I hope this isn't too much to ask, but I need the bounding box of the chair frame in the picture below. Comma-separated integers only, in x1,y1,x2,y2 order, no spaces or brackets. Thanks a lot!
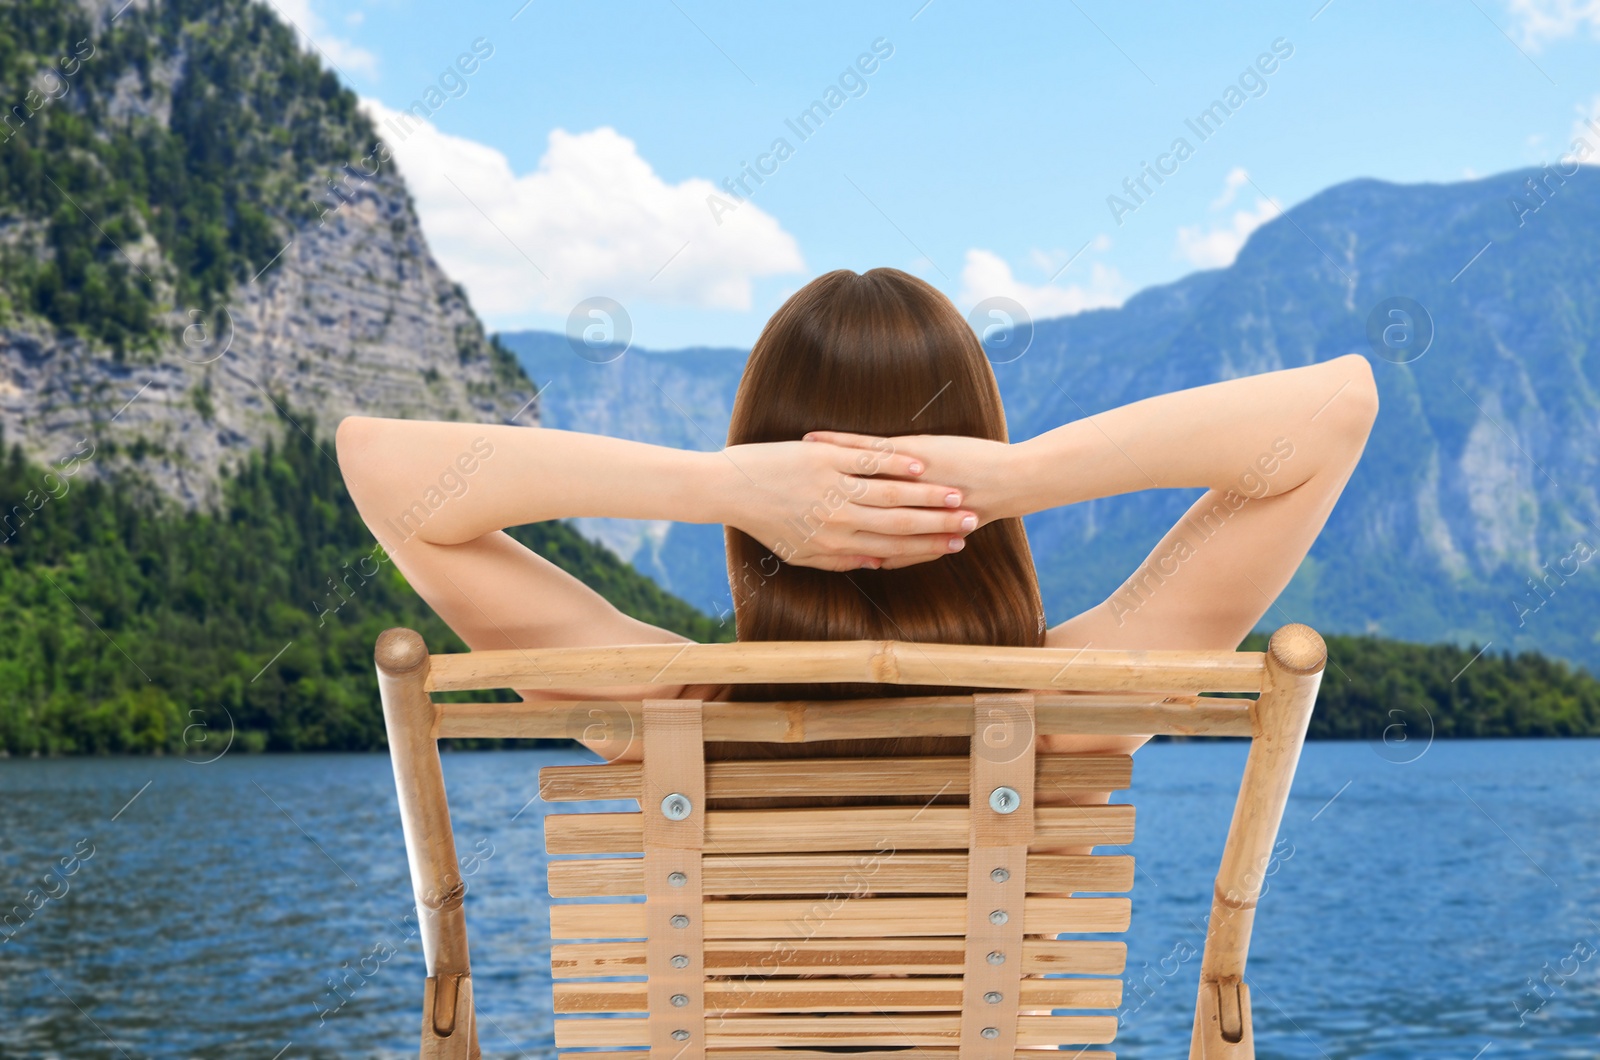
374,622,1326,1059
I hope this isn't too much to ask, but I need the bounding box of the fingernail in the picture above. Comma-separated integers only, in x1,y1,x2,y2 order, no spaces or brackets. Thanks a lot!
802,433,816,441
945,492,961,507
960,514,977,531
908,461,923,474
948,537,964,552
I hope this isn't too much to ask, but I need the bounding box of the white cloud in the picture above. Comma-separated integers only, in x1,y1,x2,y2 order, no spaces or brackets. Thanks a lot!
1210,166,1251,210
1175,171,1281,269
1024,235,1111,275
360,99,806,320
257,0,379,77
957,248,1128,321
1024,248,1057,273
1506,0,1600,47
1570,94,1600,158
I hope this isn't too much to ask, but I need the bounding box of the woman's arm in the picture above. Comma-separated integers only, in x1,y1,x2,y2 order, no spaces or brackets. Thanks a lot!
335,417,980,570
1029,352,1378,653
1029,355,1377,764
337,418,734,544
999,352,1379,517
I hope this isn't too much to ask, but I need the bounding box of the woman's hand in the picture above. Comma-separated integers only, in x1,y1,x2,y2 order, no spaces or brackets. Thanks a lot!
800,430,1024,531
721,437,981,572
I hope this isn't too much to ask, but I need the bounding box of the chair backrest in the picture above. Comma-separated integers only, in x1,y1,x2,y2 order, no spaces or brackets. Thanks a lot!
374,622,1327,1060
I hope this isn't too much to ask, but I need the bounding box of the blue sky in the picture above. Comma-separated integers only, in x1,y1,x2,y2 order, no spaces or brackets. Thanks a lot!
267,0,1600,349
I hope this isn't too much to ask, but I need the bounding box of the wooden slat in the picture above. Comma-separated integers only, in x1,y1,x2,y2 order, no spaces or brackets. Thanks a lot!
553,1013,1118,1048
424,638,1265,695
539,755,1134,802
555,1055,1114,1060
548,852,1135,897
554,976,1122,1014
560,1051,1113,1060
554,1055,1111,1060
545,805,1135,855
549,896,1131,939
439,695,1254,740
551,938,1128,978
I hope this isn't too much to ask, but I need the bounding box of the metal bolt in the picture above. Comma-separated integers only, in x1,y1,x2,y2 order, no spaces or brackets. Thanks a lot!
670,954,690,969
986,950,1005,965
668,871,688,887
672,1030,690,1042
981,1027,1000,1040
989,786,1020,814
671,993,690,1008
661,793,693,820
990,867,1010,883
989,909,1008,925
671,914,690,928
984,991,1003,1004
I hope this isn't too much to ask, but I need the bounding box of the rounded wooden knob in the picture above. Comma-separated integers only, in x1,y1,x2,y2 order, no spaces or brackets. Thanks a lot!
1267,623,1326,676
375,627,428,675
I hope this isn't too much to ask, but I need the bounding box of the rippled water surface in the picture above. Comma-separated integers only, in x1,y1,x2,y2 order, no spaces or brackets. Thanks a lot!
2,739,1597,1058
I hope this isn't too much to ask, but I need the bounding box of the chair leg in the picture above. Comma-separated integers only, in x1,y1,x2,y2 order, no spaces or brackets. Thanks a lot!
420,973,477,1059
458,975,480,1060
1190,977,1255,1059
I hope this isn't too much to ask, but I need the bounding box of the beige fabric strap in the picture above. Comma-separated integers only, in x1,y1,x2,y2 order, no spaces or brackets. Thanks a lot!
642,698,706,1060
959,692,1037,1058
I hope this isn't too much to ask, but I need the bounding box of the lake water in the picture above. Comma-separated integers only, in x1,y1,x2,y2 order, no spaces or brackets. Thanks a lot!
2,739,1598,1058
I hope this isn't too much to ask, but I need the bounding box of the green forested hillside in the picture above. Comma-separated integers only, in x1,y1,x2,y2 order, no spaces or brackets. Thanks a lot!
1235,630,1600,741
0,413,729,756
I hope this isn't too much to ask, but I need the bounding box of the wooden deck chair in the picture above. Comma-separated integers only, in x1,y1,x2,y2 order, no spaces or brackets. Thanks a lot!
374,621,1327,1059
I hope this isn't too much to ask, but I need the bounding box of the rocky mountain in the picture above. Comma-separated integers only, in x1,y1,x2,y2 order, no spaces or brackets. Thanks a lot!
0,0,730,759
503,163,1600,673
0,0,538,512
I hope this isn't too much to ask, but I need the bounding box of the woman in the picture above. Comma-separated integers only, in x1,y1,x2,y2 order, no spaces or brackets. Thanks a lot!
335,267,1377,772
337,266,1375,1037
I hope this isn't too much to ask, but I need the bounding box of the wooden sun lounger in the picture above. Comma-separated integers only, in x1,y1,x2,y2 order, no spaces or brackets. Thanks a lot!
375,622,1327,1059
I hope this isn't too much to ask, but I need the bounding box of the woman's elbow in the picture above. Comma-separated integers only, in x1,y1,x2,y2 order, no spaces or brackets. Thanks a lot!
336,415,387,478
335,415,369,459
1346,352,1379,411
1326,353,1379,434
335,415,386,504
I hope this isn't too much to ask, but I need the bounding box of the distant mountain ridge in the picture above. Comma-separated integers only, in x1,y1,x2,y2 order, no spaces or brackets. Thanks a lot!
502,162,1600,674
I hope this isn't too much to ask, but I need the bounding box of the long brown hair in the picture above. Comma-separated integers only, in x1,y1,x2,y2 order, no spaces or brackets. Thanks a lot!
699,268,1045,777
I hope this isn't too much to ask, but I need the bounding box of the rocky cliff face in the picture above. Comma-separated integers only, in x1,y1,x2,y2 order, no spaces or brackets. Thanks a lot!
0,170,539,510
0,0,537,511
